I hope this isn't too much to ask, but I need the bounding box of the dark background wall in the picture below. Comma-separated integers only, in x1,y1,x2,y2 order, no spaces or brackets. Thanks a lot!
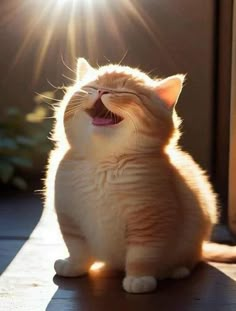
1,0,225,195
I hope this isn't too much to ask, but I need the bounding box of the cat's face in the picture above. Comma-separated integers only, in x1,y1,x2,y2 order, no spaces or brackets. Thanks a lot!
63,59,184,159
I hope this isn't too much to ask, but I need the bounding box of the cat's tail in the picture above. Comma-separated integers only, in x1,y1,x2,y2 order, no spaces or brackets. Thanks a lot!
202,242,236,263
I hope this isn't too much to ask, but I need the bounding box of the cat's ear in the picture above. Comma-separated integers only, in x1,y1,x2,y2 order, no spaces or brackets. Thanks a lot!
76,58,95,81
154,74,185,109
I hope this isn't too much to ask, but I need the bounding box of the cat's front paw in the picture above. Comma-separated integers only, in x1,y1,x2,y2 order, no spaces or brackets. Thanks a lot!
123,276,157,294
54,258,88,277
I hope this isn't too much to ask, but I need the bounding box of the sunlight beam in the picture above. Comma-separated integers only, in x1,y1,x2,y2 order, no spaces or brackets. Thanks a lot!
0,204,68,310
5,0,161,78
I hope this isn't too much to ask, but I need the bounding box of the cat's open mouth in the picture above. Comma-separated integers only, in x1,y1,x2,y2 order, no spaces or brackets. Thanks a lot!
86,98,123,126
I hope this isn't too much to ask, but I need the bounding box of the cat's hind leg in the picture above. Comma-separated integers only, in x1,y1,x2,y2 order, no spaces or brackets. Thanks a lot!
123,275,157,294
123,246,158,294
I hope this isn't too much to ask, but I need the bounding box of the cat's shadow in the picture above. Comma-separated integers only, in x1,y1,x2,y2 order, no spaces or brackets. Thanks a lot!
46,263,236,311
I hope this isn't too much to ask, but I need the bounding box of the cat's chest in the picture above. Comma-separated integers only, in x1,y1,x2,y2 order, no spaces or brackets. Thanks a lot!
74,159,135,205
71,161,127,263
75,162,127,230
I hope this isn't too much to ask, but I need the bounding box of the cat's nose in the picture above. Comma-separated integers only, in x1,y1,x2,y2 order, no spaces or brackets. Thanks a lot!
98,89,109,97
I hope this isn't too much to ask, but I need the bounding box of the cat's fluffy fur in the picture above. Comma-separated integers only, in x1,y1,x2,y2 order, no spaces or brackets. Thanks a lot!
45,58,219,293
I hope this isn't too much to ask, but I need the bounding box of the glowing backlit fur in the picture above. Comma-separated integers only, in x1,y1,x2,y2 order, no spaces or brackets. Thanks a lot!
45,58,219,293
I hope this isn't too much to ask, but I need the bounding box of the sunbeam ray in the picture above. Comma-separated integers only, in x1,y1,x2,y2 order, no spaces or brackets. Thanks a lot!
9,1,54,71
3,0,160,79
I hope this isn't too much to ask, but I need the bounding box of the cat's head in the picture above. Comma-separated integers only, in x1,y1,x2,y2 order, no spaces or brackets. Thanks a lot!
61,58,184,159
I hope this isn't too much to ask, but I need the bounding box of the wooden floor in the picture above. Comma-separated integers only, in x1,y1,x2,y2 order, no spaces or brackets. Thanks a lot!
0,194,236,311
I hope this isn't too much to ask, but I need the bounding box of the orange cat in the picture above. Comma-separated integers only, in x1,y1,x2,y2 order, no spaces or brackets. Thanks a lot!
45,58,234,294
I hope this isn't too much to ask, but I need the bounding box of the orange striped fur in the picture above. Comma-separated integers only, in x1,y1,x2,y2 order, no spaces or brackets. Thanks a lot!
45,59,220,293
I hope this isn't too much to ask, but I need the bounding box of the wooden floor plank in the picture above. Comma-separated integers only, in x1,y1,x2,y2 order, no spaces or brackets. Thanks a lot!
0,195,42,238
0,195,236,311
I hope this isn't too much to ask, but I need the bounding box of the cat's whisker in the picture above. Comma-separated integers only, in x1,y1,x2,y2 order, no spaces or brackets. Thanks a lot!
67,101,83,108
66,105,81,124
70,94,88,100
47,79,66,91
67,102,84,109
72,92,88,98
64,110,78,119
64,105,81,118
35,94,62,103
43,116,56,120
118,49,129,65
62,74,77,83
65,104,78,111
61,54,77,74
80,89,89,94
66,96,87,110
65,97,87,116
50,102,61,108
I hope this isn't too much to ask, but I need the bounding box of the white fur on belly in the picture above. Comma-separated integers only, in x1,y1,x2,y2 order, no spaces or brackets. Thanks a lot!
77,195,126,267
55,160,127,268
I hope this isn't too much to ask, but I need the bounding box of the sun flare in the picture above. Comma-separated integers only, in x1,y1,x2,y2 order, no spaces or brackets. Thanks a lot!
3,0,157,80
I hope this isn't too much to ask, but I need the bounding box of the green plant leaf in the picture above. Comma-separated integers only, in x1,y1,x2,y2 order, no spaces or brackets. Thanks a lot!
0,138,18,150
0,162,14,183
39,144,51,154
34,91,55,104
9,156,33,168
16,136,36,147
12,176,28,190
7,107,21,117
26,106,47,123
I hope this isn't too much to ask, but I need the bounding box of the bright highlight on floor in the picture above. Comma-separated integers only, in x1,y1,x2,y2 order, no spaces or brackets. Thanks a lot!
90,262,106,272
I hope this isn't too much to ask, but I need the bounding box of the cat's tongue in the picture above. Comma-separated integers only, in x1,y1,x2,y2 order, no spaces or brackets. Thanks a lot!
92,117,114,126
